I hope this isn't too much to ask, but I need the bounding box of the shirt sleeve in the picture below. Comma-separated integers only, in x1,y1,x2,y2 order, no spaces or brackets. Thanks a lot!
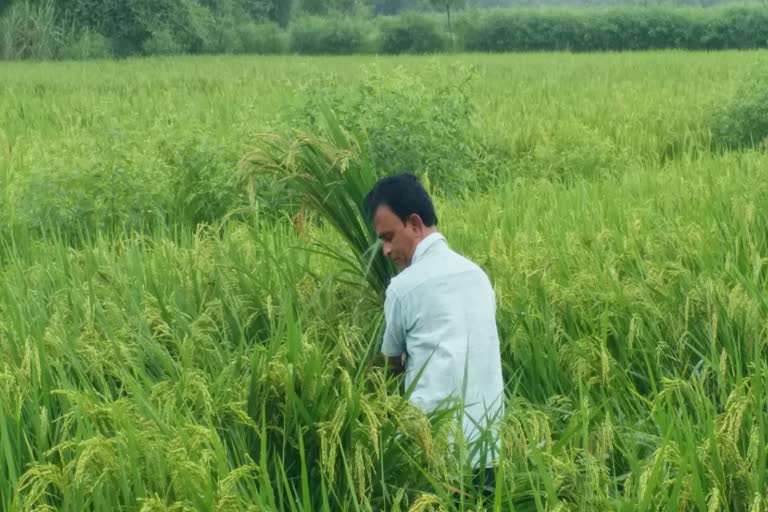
381,287,406,357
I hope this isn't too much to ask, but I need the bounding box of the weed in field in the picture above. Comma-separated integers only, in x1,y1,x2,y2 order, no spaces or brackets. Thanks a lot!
710,70,768,150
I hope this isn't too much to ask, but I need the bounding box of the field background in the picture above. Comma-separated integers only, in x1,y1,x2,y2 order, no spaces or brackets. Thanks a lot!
2,50,768,511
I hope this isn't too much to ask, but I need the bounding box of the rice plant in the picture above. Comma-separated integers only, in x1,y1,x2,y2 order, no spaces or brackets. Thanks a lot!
2,51,768,511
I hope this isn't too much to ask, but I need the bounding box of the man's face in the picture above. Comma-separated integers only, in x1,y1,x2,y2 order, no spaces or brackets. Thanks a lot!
373,206,422,270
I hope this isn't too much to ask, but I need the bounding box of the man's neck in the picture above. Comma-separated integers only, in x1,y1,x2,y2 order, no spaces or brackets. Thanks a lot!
409,229,441,267
418,227,437,243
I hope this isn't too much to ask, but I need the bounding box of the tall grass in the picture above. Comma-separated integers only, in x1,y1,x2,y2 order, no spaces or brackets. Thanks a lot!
2,52,768,510
0,0,64,60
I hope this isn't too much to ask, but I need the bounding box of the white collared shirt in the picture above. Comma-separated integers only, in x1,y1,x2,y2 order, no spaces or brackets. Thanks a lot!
382,232,505,467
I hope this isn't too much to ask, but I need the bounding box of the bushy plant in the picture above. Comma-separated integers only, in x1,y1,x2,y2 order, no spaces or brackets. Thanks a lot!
710,72,768,151
380,14,447,54
289,16,366,54
236,21,287,53
699,6,768,50
158,137,248,227
59,28,112,60
460,6,768,53
53,0,216,56
295,63,506,194
143,27,184,55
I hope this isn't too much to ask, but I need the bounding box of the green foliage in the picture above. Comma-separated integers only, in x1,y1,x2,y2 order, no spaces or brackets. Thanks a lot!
15,163,163,238
161,137,247,226
234,21,287,53
172,0,217,53
380,13,447,54
53,0,152,56
710,72,768,150
3,2,768,59
4,51,768,512
143,27,185,55
270,0,294,27
297,64,505,193
195,0,291,25
0,0,64,60
59,28,111,60
299,0,371,15
289,16,367,54
51,0,218,56
241,111,396,298
699,6,768,50
430,0,465,45
5,128,247,237
461,6,768,52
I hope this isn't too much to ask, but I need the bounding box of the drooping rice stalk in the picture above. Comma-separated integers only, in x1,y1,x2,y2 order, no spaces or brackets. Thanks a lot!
239,109,396,300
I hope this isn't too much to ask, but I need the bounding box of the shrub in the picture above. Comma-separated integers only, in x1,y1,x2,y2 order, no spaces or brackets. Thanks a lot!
54,0,158,56
159,138,247,227
289,16,366,54
710,73,768,151
462,12,509,52
295,63,507,194
172,0,217,53
699,7,768,50
641,9,693,49
59,28,112,59
236,21,287,54
143,27,184,56
5,3,768,60
208,19,240,53
53,0,216,56
379,14,447,54
460,6,768,53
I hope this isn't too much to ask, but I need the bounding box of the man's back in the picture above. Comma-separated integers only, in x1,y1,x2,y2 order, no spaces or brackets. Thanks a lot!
381,232,505,466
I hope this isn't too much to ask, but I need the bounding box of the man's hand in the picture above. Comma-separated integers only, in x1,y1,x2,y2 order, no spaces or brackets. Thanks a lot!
368,353,405,377
385,354,405,376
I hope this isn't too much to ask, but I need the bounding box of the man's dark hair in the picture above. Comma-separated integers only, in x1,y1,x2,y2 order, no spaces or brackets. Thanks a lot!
364,173,438,226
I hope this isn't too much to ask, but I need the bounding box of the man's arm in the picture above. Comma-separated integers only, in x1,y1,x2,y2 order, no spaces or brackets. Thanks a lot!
381,288,406,377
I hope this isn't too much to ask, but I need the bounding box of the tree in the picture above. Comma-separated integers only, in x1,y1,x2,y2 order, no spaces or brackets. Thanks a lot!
237,0,293,26
371,0,406,13
300,0,328,14
267,0,292,26
299,0,368,15
429,0,464,47
374,0,435,13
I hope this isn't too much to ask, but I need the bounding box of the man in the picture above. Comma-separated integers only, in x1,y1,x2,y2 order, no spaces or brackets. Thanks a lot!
364,173,505,495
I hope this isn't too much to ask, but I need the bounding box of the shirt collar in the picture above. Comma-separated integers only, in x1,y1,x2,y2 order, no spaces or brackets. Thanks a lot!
411,232,446,265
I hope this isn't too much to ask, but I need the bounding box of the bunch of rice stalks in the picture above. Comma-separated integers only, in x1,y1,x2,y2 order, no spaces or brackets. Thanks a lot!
239,110,395,300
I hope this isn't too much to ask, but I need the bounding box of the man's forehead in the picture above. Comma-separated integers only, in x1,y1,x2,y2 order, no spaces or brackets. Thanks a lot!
373,207,398,236
373,205,398,223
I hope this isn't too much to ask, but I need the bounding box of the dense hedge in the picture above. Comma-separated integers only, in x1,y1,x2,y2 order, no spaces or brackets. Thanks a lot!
380,14,448,54
459,7,768,52
289,16,371,54
2,3,768,59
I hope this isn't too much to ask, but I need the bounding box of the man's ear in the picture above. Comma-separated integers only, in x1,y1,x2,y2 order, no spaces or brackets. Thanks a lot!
407,213,425,232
